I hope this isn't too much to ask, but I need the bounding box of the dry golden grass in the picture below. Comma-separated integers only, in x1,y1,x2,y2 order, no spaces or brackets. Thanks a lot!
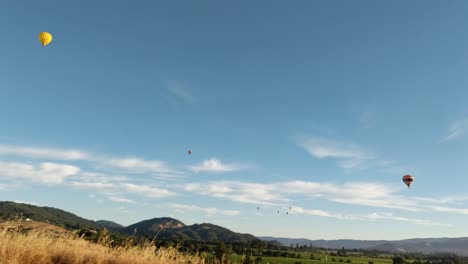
0,221,205,264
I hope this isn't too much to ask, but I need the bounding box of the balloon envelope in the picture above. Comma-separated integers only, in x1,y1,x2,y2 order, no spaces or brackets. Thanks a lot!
402,175,414,188
38,32,52,47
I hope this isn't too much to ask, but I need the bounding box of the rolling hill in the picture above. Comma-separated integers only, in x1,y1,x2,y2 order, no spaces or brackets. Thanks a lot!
0,201,102,230
0,201,258,243
121,217,258,242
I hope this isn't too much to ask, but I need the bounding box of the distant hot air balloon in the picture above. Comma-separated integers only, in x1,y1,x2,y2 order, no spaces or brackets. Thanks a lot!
38,32,52,47
277,210,280,214
402,175,414,189
188,150,192,155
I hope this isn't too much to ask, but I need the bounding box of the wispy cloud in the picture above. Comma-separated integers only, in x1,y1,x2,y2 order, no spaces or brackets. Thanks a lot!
0,144,183,180
287,206,448,226
184,181,289,206
189,158,247,173
121,183,176,198
300,137,373,169
0,144,90,161
0,161,80,184
168,203,240,216
166,81,195,103
440,119,468,143
183,179,468,217
70,175,176,199
429,206,468,215
356,212,450,227
103,157,175,174
108,196,134,204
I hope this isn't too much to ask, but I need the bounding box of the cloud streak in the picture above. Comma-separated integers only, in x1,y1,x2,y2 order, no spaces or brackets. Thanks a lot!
0,144,183,180
0,145,90,161
189,158,247,173
108,196,135,204
0,161,80,184
440,119,468,143
300,137,373,169
183,179,468,217
288,207,448,226
166,81,195,103
169,203,240,216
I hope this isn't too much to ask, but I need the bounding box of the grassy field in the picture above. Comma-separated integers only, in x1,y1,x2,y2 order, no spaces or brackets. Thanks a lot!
228,253,394,264
0,221,205,264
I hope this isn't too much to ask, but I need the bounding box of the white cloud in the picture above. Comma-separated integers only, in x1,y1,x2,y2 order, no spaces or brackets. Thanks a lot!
300,137,373,169
168,203,240,216
440,119,468,143
122,183,176,198
70,175,176,199
0,162,80,184
71,181,118,190
103,157,173,174
183,181,289,206
166,81,195,103
0,144,90,160
190,158,246,173
0,144,184,181
108,196,134,204
429,206,468,215
182,180,456,213
362,212,450,227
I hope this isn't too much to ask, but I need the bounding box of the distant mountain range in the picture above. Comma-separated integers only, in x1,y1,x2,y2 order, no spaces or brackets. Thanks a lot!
259,236,468,256
2,201,468,256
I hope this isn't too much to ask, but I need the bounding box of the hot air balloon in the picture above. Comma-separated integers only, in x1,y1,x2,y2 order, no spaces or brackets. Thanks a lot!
188,150,192,155
402,175,414,189
38,32,52,47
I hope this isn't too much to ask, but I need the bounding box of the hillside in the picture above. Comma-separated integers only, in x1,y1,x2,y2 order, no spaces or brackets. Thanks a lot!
96,220,124,231
0,201,258,243
0,201,102,230
122,218,258,242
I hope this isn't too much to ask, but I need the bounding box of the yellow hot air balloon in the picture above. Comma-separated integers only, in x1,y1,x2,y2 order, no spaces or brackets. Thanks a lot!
38,32,52,47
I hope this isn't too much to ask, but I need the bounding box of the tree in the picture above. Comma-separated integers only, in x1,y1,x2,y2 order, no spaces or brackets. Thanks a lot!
215,241,229,264
256,240,265,256
393,256,406,264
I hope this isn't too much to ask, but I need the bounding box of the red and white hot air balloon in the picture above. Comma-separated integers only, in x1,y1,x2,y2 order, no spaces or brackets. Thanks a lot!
402,175,414,189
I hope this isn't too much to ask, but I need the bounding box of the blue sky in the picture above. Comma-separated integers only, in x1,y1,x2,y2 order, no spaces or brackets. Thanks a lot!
2,0,468,240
